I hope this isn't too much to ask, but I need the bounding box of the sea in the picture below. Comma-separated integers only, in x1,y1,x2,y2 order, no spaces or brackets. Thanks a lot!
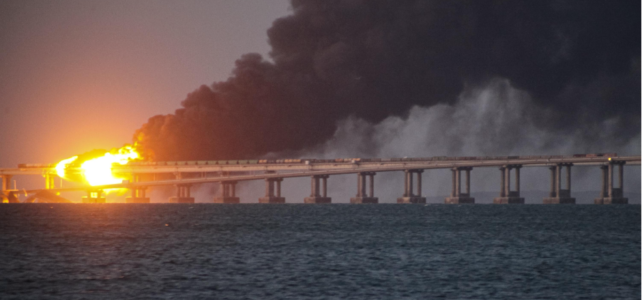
0,204,639,299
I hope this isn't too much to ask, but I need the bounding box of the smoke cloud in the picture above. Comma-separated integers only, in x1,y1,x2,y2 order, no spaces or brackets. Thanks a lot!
134,0,640,162
231,80,640,203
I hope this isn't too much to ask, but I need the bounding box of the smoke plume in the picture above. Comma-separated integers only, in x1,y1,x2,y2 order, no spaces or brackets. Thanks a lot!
172,80,639,204
134,0,640,161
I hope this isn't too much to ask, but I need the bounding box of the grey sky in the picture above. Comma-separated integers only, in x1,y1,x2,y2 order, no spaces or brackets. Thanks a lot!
0,0,290,170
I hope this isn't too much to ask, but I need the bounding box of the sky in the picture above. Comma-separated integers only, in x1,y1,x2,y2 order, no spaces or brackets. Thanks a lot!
0,0,290,168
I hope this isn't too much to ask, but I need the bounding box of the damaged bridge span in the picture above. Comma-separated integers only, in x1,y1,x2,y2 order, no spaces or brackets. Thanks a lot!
4,154,639,204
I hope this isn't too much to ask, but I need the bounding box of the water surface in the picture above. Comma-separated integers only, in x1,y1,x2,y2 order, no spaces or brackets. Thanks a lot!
0,204,639,299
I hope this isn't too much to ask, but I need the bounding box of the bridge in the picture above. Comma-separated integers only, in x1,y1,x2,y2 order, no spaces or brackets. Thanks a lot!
1,154,639,204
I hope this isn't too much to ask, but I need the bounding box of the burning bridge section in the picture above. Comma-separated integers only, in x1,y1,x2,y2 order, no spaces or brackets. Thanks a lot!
1,154,639,204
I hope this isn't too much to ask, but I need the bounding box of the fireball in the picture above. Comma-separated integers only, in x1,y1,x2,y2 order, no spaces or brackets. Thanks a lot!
56,156,78,178
55,145,141,190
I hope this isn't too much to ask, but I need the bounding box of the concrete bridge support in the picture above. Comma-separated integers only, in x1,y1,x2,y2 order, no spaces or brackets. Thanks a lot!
82,189,106,203
493,165,524,204
126,174,150,203
170,184,195,203
305,175,331,203
213,181,240,203
595,161,628,204
350,172,378,204
259,178,285,203
170,172,195,203
1,175,19,203
445,167,475,204
44,173,55,190
397,169,426,204
543,164,575,204
2,175,12,192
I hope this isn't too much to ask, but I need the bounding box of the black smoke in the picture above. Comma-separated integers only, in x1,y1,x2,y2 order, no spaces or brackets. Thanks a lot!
134,0,640,161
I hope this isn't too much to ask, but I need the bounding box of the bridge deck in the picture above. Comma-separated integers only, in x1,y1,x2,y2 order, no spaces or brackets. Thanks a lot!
8,155,639,193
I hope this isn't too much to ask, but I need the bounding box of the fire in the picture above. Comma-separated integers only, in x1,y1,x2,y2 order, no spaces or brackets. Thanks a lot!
55,145,141,189
55,156,78,178
81,146,140,186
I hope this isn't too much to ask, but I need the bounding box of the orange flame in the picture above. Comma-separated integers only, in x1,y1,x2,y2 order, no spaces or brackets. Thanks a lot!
55,144,141,191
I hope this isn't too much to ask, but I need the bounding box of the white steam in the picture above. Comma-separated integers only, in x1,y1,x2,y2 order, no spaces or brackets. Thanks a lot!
186,79,640,204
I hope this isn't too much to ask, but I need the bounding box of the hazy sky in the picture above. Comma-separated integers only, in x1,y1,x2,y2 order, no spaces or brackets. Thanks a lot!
0,0,290,167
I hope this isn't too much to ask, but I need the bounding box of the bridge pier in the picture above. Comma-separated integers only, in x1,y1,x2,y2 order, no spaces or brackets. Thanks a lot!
44,173,56,190
595,161,628,204
259,178,285,203
1,175,10,192
169,173,195,203
213,181,240,203
127,187,150,203
126,174,150,203
543,163,575,204
1,175,19,203
350,172,378,204
305,175,331,203
169,184,195,203
445,167,475,204
493,165,524,204
397,169,426,204
82,189,106,203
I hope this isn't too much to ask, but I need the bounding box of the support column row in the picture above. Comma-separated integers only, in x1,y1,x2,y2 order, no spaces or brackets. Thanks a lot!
259,178,285,203
1,175,11,192
82,189,106,203
543,163,575,204
305,175,331,203
212,181,239,203
125,162,633,205
1,175,19,203
595,161,628,204
127,174,150,203
397,169,426,204
170,184,195,203
493,165,524,204
169,172,195,203
445,167,475,204
44,173,56,190
350,172,378,204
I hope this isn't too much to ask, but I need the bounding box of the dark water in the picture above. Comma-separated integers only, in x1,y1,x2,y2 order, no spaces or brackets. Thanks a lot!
0,204,639,299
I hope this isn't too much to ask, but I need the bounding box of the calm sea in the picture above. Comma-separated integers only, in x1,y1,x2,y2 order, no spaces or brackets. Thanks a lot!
0,204,639,299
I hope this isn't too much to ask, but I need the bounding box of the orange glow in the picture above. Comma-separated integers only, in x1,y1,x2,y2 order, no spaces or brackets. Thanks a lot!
55,144,141,192
55,156,78,178
81,145,139,186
